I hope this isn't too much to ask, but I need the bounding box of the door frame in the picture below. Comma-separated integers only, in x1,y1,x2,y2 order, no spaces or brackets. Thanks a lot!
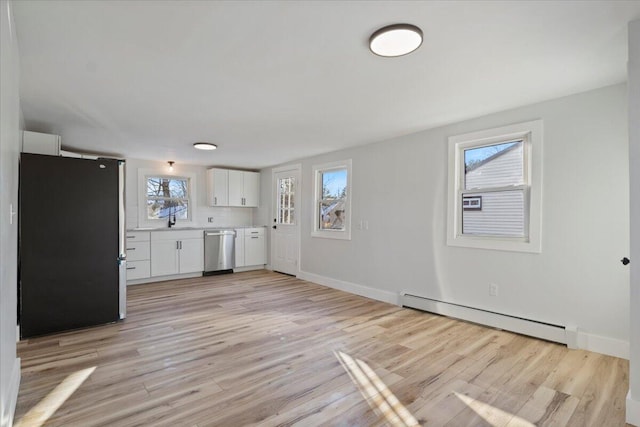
271,163,302,275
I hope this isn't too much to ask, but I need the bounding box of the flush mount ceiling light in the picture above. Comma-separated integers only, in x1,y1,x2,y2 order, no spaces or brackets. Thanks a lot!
369,24,423,57
193,142,217,150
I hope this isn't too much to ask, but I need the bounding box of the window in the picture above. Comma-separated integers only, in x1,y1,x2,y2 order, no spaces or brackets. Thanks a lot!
312,159,352,239
447,120,542,252
277,176,296,224
146,176,191,220
137,168,197,228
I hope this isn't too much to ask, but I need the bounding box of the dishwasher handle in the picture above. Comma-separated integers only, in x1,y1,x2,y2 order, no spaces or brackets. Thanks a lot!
205,230,236,237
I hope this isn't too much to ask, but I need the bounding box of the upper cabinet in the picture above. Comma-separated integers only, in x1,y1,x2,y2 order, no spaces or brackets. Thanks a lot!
207,168,259,207
228,170,259,207
206,168,229,207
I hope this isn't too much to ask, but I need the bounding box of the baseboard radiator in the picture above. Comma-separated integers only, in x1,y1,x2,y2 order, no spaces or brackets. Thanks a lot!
401,293,567,345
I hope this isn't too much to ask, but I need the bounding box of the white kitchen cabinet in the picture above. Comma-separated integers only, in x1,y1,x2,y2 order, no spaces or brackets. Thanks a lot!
234,228,265,267
244,228,266,266
236,227,267,267
228,170,260,207
22,131,61,155
234,228,245,267
126,231,151,281
151,230,204,276
206,168,229,207
179,238,205,274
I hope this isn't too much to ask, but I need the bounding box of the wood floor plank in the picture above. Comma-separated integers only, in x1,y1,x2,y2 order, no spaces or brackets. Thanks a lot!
14,270,629,426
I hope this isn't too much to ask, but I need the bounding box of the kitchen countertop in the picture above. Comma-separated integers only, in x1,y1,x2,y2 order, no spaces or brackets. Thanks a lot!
127,225,266,232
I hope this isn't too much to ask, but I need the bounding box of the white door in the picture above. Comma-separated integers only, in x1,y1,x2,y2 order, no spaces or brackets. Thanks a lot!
272,167,300,276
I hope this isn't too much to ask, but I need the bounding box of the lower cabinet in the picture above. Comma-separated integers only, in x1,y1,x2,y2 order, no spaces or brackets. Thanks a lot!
126,231,151,281
235,227,266,268
235,229,245,267
150,230,204,277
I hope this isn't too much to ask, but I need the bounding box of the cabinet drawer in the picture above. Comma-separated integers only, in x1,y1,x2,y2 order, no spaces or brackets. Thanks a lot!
245,227,265,236
126,260,150,280
126,241,150,261
126,231,150,242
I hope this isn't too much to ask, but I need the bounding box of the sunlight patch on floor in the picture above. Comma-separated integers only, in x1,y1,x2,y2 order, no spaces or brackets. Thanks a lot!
14,366,96,427
454,391,534,427
335,350,419,426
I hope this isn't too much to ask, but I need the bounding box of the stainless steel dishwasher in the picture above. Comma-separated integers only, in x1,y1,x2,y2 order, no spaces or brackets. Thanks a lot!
203,229,236,275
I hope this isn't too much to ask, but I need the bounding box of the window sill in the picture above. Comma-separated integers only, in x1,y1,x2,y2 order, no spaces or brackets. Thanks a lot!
447,234,541,253
311,230,351,240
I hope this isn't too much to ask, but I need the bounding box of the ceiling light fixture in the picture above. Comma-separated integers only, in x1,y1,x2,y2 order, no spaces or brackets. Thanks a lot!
369,24,423,57
168,161,174,171
193,142,217,150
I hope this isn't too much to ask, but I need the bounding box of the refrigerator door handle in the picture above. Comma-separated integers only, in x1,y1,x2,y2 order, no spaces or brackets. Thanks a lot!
118,160,127,320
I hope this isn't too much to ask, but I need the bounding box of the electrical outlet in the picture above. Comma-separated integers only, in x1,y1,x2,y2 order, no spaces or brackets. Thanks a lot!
489,283,498,296
208,217,214,223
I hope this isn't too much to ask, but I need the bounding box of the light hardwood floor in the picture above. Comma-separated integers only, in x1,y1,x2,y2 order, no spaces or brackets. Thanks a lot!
14,270,629,426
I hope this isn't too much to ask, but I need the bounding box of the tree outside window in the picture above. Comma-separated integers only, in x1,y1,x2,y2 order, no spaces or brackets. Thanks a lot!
146,176,190,220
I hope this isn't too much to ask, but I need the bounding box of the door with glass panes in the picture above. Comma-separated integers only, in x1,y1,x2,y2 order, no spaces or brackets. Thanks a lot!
272,167,300,275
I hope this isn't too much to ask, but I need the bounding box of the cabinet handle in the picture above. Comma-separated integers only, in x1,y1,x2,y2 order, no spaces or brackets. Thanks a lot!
250,231,259,234
214,196,217,205
127,236,136,239
127,248,136,251
180,241,183,250
127,267,136,270
176,241,180,250
251,236,259,239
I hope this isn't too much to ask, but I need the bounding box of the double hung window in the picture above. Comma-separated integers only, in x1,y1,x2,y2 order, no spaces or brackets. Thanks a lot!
312,160,352,240
447,120,542,252
146,176,191,220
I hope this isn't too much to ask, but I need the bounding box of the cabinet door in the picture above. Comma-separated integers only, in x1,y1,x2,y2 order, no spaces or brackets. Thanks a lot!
151,240,179,276
207,168,229,206
243,171,260,207
244,235,266,266
228,170,244,207
179,238,204,274
235,229,245,267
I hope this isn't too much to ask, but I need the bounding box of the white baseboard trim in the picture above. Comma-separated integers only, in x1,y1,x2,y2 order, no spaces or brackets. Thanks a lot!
575,331,629,360
628,391,640,426
127,272,203,286
233,265,266,273
2,357,21,427
401,293,630,359
297,271,399,305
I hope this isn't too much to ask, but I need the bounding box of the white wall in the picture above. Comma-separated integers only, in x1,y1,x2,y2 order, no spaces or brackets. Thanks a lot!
627,19,640,427
260,83,630,358
124,158,262,229
0,1,21,425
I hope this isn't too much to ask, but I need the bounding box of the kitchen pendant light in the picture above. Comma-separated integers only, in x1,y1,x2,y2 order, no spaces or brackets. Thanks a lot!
168,161,174,171
369,24,423,57
193,142,217,150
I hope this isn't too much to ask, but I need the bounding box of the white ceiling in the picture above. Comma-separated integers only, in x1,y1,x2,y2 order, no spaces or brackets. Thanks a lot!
12,1,640,169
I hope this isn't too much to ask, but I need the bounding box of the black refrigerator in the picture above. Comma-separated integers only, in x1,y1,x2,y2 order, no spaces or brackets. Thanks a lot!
19,153,126,339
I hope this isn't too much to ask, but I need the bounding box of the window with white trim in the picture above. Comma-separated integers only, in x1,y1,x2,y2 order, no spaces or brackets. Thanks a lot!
146,176,191,220
447,120,543,252
137,167,197,228
312,160,352,240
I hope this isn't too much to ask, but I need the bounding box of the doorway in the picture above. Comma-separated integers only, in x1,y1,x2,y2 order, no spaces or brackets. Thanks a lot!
271,165,301,276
